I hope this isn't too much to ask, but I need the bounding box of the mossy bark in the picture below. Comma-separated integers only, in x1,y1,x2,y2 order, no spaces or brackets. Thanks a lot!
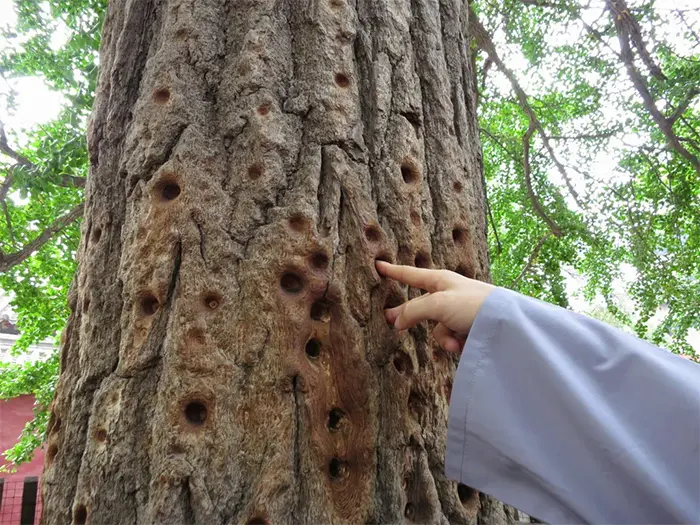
40,0,513,523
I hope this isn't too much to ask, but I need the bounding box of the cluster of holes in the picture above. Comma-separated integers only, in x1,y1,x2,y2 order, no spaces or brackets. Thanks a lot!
184,400,208,426
452,228,468,245
310,252,329,270
327,408,346,432
153,88,171,105
310,300,331,322
335,73,351,87
203,292,221,310
328,457,348,480
280,272,304,294
140,294,160,316
155,178,181,202
364,225,381,243
74,505,88,525
305,338,321,359
401,162,419,184
248,164,264,180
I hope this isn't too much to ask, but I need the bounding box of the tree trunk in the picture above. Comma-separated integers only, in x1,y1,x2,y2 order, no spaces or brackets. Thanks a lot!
41,0,509,523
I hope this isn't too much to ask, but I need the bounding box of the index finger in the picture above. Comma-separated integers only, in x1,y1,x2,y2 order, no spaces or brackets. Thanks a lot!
375,261,456,292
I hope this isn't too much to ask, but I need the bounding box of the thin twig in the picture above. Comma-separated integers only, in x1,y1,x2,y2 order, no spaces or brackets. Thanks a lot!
511,232,552,287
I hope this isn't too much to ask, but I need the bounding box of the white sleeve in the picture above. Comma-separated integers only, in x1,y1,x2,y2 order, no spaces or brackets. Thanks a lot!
445,288,700,524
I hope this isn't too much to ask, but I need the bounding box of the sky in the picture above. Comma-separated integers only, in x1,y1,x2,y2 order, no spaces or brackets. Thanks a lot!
0,0,698,352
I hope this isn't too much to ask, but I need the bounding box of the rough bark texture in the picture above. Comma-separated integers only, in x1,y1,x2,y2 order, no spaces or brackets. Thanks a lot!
41,0,510,523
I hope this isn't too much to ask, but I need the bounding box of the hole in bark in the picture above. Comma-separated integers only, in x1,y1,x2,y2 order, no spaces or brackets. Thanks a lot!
401,162,419,184
384,290,404,310
408,390,422,415
410,211,421,226
184,400,208,426
280,272,304,294
310,252,329,270
305,338,321,359
453,181,463,193
257,103,271,116
452,228,468,245
364,225,381,243
334,73,351,87
247,518,268,525
91,227,102,244
156,179,181,201
248,163,264,180
140,294,160,316
328,408,346,432
375,252,394,267
288,214,308,232
328,457,348,480
455,264,475,279
74,505,88,525
47,444,58,464
94,428,107,443
393,352,413,375
310,300,331,322
414,252,431,268
82,296,91,314
404,503,415,520
203,292,222,310
329,0,344,7
458,483,478,505
153,88,171,105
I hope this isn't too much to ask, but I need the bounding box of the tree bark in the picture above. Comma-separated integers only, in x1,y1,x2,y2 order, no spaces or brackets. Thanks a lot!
41,0,507,523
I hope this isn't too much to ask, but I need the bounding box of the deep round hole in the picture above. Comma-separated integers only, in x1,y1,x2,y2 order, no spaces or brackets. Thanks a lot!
288,214,307,231
74,505,88,525
281,272,304,294
453,181,463,193
393,352,413,375
257,103,270,116
47,444,58,464
364,225,381,243
153,88,171,105
160,182,181,201
248,164,264,180
203,293,221,310
455,264,475,279
247,518,268,525
310,252,329,270
310,300,331,322
452,228,468,245
458,483,478,505
335,73,351,87
91,227,102,244
305,338,322,359
140,294,160,316
414,252,430,268
327,408,346,432
404,503,415,520
184,400,208,426
401,163,419,184
328,457,348,480
94,428,107,443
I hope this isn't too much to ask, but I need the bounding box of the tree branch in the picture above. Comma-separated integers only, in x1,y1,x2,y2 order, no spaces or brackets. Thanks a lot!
511,232,552,287
605,0,700,174
669,88,699,125
0,122,86,189
0,203,84,273
469,7,585,210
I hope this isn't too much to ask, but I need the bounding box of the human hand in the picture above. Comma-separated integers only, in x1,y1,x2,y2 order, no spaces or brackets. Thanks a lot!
375,261,495,353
